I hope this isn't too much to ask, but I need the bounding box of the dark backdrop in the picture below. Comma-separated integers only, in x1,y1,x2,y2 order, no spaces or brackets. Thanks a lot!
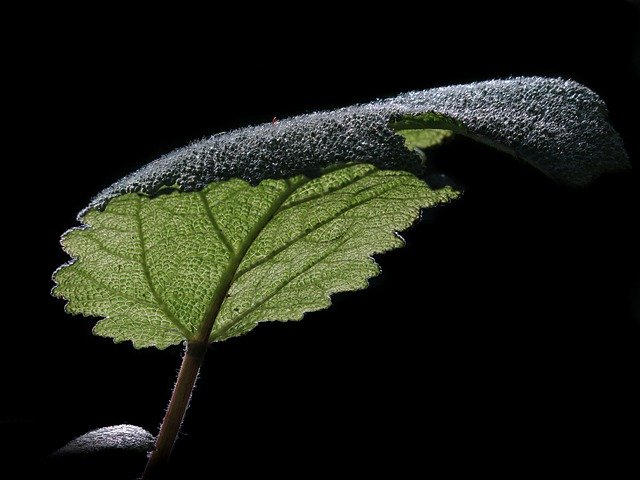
4,1,639,477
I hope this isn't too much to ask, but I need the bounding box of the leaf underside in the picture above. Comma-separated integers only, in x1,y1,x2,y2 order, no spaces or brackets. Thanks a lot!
397,128,453,151
53,163,458,349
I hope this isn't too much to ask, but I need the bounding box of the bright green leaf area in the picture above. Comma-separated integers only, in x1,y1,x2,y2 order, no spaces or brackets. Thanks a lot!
391,112,460,151
54,163,458,349
397,128,453,150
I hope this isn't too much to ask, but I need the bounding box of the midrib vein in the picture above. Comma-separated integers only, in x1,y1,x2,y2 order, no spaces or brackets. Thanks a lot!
195,177,312,342
214,172,405,340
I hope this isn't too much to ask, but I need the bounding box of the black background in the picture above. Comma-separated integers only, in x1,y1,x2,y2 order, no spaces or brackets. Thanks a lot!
4,1,639,477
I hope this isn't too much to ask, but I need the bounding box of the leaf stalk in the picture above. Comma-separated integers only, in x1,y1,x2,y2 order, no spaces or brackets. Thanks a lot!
142,340,207,479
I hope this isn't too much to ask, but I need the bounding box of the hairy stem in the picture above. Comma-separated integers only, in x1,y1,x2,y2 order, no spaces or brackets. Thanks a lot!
142,341,207,479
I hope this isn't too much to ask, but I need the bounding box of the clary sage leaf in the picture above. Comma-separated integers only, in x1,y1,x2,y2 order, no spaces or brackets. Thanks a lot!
53,77,628,349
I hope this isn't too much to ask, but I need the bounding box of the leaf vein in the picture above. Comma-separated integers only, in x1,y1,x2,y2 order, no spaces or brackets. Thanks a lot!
134,197,192,338
216,239,347,338
197,191,236,255
83,231,142,264
234,175,404,280
72,267,159,308
198,177,314,341
278,166,376,213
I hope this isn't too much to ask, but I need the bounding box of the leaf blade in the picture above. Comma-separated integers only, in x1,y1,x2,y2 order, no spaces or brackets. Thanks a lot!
53,164,457,348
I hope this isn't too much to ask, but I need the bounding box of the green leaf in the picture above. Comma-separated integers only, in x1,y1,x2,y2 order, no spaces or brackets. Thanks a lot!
53,163,458,348
53,77,629,350
396,128,453,151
